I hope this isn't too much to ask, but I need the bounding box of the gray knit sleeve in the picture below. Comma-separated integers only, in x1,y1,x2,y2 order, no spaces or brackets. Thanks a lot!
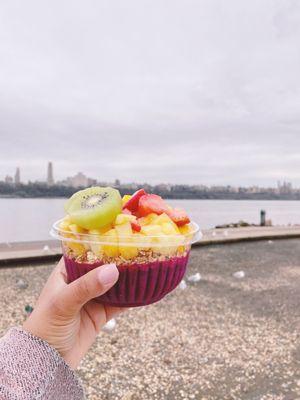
0,327,85,400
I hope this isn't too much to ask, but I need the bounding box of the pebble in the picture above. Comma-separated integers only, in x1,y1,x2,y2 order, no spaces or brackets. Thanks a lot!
187,273,201,283
233,270,245,279
102,318,117,332
179,280,187,290
16,278,28,289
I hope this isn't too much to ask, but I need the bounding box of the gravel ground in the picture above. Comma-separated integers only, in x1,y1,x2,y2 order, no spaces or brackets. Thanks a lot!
0,240,300,399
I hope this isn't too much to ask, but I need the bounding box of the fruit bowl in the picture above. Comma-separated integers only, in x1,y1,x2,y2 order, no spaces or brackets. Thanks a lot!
50,220,201,307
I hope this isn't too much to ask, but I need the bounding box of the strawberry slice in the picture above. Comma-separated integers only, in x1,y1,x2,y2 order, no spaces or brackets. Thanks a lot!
166,208,190,226
131,220,141,232
122,189,147,212
138,194,169,217
122,208,132,215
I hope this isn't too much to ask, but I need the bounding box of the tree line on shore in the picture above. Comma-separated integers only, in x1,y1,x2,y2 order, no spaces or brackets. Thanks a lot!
0,182,300,200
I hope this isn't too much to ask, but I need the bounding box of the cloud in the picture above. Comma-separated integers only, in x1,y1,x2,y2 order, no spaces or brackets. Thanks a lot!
0,0,300,186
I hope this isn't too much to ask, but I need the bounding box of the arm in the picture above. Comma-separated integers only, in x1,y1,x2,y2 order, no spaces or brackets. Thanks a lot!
0,259,121,399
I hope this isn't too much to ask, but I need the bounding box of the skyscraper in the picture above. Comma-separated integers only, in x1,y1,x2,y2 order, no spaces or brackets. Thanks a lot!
47,162,54,186
14,167,20,185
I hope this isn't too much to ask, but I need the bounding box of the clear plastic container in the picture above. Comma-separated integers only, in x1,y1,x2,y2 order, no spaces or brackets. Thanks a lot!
51,220,201,307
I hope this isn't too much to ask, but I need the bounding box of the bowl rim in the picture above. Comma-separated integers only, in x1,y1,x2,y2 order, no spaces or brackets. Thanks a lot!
50,218,202,247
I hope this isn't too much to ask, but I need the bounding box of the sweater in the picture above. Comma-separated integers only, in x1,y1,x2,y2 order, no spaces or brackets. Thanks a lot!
0,327,85,400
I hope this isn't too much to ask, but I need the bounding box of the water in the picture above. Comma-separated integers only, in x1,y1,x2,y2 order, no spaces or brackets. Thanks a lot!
0,198,300,243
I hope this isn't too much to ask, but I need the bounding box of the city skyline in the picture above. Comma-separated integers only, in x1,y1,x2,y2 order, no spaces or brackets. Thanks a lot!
1,162,297,192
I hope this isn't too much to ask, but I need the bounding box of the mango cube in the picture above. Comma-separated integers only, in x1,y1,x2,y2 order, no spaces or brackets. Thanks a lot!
122,194,132,207
102,229,119,257
115,213,136,225
115,223,138,260
179,224,194,241
179,224,193,235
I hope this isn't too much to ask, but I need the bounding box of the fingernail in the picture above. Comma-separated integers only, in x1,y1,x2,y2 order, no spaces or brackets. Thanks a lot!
97,264,119,286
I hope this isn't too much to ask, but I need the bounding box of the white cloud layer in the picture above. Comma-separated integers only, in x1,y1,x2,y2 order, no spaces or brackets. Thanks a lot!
0,0,300,185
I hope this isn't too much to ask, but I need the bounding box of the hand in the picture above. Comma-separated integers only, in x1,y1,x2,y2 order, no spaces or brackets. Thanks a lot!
23,258,121,369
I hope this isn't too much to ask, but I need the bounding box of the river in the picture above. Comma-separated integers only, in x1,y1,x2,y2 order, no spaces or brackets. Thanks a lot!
0,198,300,243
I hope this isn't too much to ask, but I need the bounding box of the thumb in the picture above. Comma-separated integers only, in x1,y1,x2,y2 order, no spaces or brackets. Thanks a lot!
56,263,119,314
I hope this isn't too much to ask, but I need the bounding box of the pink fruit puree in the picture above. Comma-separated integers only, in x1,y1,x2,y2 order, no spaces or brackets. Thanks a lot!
64,252,190,307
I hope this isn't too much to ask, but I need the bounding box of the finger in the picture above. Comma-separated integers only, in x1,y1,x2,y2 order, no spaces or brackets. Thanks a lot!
84,301,127,332
55,264,119,314
84,302,127,334
37,258,68,303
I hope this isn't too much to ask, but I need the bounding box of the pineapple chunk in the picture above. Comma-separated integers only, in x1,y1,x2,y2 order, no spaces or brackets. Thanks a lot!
153,234,184,256
88,224,112,235
141,224,162,236
122,194,132,207
115,223,138,260
66,240,86,256
152,213,171,224
115,222,132,235
138,213,158,226
87,225,113,257
59,216,72,231
155,213,180,233
161,222,180,235
85,230,102,257
115,213,136,225
102,229,119,257
60,220,87,255
68,224,90,250
69,224,86,234
132,232,151,250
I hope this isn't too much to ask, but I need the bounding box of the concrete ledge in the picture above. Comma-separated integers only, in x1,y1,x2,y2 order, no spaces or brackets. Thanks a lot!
1,226,300,265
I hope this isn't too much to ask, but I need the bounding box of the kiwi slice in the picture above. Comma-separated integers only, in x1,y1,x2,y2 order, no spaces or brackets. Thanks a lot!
64,187,122,229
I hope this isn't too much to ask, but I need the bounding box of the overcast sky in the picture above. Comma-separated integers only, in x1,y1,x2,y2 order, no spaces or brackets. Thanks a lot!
1,0,300,186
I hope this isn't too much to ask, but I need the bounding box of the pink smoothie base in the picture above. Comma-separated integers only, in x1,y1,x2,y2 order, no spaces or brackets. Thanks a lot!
64,253,190,307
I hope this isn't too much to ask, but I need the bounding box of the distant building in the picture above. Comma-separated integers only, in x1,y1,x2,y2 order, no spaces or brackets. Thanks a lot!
277,180,292,194
47,162,54,186
247,186,260,194
115,179,121,186
155,183,172,192
64,172,94,188
5,175,13,184
14,167,21,185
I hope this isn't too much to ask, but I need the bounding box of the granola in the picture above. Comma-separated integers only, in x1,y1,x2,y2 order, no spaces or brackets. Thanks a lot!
66,248,188,266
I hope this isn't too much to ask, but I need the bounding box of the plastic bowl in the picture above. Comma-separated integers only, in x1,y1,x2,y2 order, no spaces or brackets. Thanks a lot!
50,220,201,307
